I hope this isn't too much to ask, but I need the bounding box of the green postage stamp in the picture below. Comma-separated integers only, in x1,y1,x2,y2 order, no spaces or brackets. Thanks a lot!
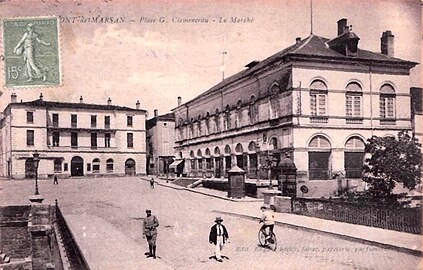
2,16,60,87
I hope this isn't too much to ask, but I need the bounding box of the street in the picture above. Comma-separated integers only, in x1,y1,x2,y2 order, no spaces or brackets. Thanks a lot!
0,177,421,270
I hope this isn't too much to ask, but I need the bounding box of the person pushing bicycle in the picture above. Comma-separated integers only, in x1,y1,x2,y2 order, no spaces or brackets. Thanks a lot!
259,205,275,241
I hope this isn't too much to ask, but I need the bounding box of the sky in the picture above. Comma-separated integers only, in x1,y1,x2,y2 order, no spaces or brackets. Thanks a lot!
0,0,421,117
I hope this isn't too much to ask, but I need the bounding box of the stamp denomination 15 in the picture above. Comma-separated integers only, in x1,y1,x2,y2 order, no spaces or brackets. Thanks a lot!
3,16,60,87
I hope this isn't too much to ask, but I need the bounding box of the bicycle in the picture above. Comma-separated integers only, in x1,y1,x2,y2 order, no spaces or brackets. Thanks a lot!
258,226,277,251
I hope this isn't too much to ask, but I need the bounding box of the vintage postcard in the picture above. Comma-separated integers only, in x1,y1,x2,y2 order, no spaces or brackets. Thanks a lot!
0,1,421,270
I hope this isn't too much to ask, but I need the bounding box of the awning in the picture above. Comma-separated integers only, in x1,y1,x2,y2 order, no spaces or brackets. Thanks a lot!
169,159,184,169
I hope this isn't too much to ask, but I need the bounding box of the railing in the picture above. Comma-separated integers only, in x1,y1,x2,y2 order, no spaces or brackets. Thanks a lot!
310,116,328,123
55,202,90,270
346,118,363,124
293,198,422,234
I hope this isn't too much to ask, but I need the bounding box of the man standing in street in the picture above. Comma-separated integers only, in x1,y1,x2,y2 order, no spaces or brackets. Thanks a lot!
209,216,229,262
53,174,58,185
143,209,159,259
150,177,155,189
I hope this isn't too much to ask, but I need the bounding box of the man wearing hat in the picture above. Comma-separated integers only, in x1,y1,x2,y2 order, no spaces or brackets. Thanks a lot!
209,216,229,262
143,209,159,259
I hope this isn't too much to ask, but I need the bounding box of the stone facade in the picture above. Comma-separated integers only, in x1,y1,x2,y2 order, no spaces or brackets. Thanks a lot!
0,95,147,179
173,18,418,197
146,111,176,175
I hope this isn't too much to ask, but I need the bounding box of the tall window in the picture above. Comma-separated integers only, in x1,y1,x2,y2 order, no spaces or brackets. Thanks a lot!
71,132,78,148
92,158,100,173
27,111,34,123
26,130,34,146
127,133,133,148
380,84,395,119
54,159,62,173
127,115,133,127
53,132,60,146
310,80,328,116
105,133,111,147
308,135,331,180
104,116,110,129
345,82,362,117
344,136,365,178
71,114,77,128
91,115,97,128
224,105,231,130
52,113,59,127
269,83,280,119
106,158,114,172
91,133,97,148
249,95,258,124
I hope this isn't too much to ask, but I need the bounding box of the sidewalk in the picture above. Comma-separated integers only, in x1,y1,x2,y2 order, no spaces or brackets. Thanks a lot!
64,214,173,270
148,176,422,257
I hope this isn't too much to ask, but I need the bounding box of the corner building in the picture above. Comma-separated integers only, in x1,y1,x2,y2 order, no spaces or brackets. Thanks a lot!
173,19,418,197
0,94,147,179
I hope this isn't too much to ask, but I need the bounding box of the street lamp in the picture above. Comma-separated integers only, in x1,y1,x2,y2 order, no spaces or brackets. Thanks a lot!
269,155,279,190
33,151,40,195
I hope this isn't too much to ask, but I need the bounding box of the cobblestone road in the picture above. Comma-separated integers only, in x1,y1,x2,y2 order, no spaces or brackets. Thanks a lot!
1,177,421,270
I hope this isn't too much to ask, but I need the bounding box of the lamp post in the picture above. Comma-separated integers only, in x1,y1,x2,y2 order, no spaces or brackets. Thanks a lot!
29,151,44,203
33,151,40,195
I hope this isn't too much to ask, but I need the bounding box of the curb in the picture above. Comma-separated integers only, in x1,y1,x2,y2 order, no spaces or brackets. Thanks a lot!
140,177,261,202
214,210,422,257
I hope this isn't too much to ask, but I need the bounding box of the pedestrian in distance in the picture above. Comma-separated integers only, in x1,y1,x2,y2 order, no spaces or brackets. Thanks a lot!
150,177,155,189
143,209,159,259
53,174,59,185
209,216,229,262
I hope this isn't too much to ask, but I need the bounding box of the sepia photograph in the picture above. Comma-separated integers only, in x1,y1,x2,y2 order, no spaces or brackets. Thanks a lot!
0,0,421,269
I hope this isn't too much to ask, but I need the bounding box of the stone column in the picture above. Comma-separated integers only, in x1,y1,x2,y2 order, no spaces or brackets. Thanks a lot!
28,204,55,270
222,156,226,179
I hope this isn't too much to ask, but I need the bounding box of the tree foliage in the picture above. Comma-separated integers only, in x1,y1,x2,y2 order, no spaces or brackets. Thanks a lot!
363,131,422,197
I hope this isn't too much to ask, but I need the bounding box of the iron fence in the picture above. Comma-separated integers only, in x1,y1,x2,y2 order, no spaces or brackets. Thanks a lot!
293,198,421,234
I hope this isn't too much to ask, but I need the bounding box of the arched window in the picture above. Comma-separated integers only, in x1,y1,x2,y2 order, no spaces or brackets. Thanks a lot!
224,145,231,155
269,137,279,150
92,158,100,173
197,149,203,170
235,143,243,153
308,135,331,180
237,100,242,109
269,83,281,119
248,141,257,152
197,149,202,157
205,148,211,156
344,136,365,178
345,82,363,117
214,147,220,156
224,105,231,130
380,83,395,119
54,159,62,173
310,79,328,116
190,151,195,158
249,95,258,124
106,158,114,172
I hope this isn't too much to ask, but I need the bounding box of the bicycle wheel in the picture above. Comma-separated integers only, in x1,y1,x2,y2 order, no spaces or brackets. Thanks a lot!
268,232,277,251
258,229,266,246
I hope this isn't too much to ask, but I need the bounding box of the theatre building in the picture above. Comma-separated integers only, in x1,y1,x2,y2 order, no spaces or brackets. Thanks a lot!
0,94,147,179
173,18,418,197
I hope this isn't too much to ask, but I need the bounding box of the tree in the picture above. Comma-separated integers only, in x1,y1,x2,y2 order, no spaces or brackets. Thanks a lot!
363,131,422,197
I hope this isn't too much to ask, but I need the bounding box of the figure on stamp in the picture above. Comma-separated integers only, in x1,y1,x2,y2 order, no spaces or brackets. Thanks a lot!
13,23,51,82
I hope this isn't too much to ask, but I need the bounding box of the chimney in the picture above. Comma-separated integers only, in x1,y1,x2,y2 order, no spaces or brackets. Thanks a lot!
136,100,140,109
11,93,17,103
337,18,347,36
177,96,182,106
296,37,301,44
79,96,84,103
107,97,112,105
154,109,158,118
381,30,394,57
39,93,43,101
